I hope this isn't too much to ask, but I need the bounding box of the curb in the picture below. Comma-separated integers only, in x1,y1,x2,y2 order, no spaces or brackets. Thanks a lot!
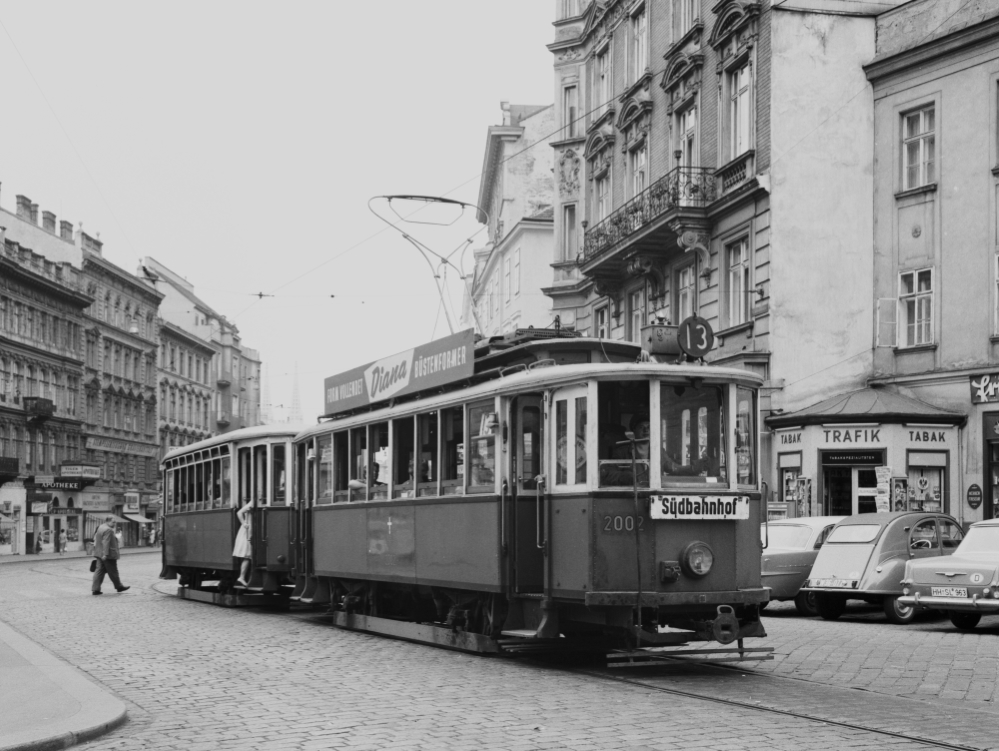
0,620,128,751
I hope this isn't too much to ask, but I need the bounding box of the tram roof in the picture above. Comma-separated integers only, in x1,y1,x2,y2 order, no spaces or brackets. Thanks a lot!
162,422,308,463
297,356,763,441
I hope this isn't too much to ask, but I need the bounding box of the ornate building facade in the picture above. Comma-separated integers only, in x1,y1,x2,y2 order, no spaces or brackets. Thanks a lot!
157,321,215,457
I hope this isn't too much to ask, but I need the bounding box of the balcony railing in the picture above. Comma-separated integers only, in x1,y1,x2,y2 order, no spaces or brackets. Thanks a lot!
583,166,716,262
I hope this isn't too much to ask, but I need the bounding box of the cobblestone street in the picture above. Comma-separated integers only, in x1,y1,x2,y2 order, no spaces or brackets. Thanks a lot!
1,554,997,751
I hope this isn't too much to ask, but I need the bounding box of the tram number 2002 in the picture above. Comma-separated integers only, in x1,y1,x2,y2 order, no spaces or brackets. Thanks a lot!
601,515,646,533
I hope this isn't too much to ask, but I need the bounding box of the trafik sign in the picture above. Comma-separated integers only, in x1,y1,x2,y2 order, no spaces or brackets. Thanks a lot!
324,329,475,415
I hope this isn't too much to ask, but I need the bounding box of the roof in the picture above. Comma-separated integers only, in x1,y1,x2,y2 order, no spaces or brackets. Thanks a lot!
766,388,965,429
162,423,308,463
527,205,554,221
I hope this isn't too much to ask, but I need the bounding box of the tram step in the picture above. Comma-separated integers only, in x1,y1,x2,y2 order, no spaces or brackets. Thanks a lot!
500,629,538,638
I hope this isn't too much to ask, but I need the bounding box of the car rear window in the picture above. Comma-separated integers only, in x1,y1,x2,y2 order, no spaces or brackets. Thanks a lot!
762,524,812,549
958,526,999,554
827,524,881,543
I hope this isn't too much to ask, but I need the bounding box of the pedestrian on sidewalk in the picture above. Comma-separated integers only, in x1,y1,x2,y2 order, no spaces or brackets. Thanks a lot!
58,529,67,556
92,516,130,595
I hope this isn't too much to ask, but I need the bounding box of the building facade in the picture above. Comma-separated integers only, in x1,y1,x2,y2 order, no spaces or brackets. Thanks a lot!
0,231,91,555
142,257,262,435
157,320,215,458
462,103,556,336
548,0,904,518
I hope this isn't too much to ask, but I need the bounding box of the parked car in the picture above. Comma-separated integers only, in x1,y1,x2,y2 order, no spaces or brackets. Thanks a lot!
800,511,964,624
899,518,999,630
760,516,845,616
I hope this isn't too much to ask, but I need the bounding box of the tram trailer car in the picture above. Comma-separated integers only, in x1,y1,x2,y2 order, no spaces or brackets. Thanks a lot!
162,332,768,650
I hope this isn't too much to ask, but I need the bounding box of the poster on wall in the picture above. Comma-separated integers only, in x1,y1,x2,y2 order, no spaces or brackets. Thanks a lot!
892,478,909,512
875,466,892,512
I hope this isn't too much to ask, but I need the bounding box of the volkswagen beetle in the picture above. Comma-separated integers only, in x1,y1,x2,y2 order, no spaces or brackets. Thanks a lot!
760,516,845,616
799,511,964,624
899,518,999,630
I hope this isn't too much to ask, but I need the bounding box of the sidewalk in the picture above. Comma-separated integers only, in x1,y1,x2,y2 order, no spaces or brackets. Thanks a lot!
0,551,158,750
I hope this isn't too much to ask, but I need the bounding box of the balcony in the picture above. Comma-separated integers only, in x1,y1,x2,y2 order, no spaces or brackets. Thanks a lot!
23,397,55,423
217,371,232,387
582,166,716,270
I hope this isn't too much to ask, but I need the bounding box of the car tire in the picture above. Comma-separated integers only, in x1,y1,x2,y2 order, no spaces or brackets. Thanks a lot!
794,591,819,617
816,593,845,620
883,596,917,624
949,612,982,631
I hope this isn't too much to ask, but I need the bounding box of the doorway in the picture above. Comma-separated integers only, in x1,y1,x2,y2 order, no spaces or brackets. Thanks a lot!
511,394,544,593
823,466,879,516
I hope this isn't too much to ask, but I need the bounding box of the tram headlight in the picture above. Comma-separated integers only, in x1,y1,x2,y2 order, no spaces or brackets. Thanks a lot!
680,541,714,578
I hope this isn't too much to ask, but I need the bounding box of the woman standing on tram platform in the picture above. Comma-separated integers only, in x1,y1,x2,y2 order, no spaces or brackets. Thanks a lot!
233,501,253,587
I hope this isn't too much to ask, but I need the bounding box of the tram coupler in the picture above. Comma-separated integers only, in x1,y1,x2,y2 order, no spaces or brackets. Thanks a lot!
712,605,740,644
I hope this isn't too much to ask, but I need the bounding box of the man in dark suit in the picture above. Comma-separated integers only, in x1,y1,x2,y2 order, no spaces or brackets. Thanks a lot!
92,516,130,595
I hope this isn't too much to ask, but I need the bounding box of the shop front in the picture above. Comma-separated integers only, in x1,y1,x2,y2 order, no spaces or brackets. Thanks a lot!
767,388,965,522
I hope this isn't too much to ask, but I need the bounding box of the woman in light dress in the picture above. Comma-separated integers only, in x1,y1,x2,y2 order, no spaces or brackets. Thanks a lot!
232,501,253,587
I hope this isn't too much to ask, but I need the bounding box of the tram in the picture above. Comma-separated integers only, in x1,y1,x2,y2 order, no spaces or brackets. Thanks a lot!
161,328,769,651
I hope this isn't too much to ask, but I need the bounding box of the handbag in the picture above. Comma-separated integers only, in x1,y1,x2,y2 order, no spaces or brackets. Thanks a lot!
89,559,97,572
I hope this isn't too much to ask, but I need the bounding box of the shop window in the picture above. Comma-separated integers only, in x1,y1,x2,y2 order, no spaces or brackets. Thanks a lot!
392,417,416,499
468,401,497,492
272,444,286,506
417,412,439,497
660,382,726,486
369,423,390,500
906,464,943,512
441,406,464,495
597,380,650,487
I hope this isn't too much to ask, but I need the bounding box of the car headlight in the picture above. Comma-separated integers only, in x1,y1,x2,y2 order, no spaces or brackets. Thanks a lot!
680,541,714,578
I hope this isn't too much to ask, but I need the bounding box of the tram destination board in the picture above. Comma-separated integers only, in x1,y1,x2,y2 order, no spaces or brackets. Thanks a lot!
650,495,751,520
324,328,475,414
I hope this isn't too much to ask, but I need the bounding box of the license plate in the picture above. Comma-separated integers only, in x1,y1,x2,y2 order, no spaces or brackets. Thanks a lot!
931,586,967,598
812,578,854,588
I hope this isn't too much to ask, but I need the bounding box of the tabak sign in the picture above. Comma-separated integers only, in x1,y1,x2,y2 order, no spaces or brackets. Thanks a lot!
324,329,475,414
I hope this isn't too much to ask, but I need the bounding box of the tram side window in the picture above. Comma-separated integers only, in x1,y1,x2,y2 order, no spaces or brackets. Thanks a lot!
597,381,650,488
468,401,497,492
555,396,589,486
296,442,310,504
417,411,438,497
369,423,390,500
195,462,205,510
204,461,214,508
254,446,268,504
238,448,252,505
392,417,415,499
184,465,195,511
333,432,349,503
660,382,726,486
273,445,286,506
317,435,333,505
349,427,366,501
220,456,231,507
441,406,464,496
736,386,756,485
166,469,175,513
212,458,223,509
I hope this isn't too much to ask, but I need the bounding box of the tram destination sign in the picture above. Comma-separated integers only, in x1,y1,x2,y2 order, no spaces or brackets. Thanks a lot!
650,495,751,520
324,329,475,414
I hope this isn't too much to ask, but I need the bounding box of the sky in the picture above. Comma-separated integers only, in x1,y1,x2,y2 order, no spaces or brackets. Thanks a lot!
0,1,556,422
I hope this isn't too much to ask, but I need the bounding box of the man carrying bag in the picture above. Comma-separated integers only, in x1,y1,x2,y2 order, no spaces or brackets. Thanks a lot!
92,516,130,595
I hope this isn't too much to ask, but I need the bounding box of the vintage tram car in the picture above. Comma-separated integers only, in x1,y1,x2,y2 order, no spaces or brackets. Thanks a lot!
162,330,768,651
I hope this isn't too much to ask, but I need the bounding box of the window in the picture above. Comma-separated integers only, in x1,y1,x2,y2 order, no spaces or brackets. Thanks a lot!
504,258,511,302
595,49,609,116
676,0,696,36
727,239,750,327
369,423,391,501
563,85,578,138
559,0,581,19
596,175,610,222
597,380,650,488
899,268,933,346
417,411,438,497
513,249,521,296
441,406,464,495
902,106,935,190
729,63,751,158
555,391,588,486
392,416,415,499
595,307,609,339
630,145,647,198
349,426,366,502
678,107,697,168
333,432,349,503
735,386,756,485
468,401,497,492
563,205,577,261
661,382,726,486
629,288,645,343
629,8,647,83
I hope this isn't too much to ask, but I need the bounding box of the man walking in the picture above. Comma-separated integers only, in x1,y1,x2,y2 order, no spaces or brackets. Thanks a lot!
92,516,130,595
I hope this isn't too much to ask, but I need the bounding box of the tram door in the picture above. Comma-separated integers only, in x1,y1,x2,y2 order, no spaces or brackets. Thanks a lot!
512,395,545,593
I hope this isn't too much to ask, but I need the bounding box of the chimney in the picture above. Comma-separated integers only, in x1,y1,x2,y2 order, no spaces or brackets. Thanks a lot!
16,195,31,220
59,220,73,241
29,203,38,225
42,210,56,233
501,101,511,126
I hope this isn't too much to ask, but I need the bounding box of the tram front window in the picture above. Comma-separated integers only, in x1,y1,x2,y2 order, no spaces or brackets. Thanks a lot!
660,382,726,486
598,381,650,488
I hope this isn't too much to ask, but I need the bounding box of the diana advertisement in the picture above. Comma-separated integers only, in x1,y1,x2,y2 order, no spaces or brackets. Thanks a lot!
323,329,475,414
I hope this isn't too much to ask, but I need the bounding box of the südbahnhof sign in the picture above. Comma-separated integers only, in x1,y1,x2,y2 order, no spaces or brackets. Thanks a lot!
323,329,475,415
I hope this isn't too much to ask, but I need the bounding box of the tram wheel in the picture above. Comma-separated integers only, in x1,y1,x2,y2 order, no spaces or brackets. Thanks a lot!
815,593,845,621
949,611,982,631
794,591,819,618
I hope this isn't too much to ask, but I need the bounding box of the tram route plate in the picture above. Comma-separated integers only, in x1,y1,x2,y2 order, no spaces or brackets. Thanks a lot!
650,495,750,520
931,586,967,597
